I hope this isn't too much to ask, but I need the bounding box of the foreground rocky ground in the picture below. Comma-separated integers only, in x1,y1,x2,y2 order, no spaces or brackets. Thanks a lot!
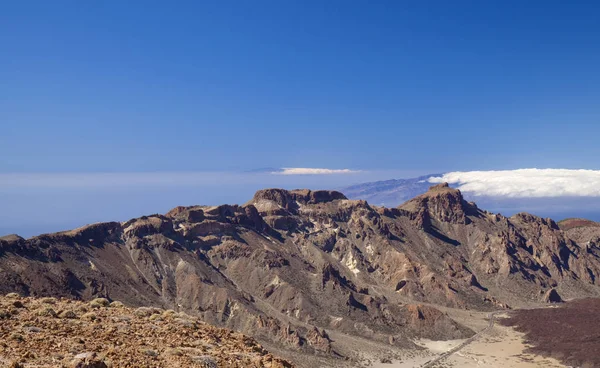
0,293,293,368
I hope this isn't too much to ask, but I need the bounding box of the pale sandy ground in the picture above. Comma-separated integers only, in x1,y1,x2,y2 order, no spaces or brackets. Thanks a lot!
369,315,567,368
278,308,569,368
444,322,566,368
369,339,463,368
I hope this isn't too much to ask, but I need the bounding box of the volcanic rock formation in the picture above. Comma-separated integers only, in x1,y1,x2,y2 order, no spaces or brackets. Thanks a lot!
2,185,600,365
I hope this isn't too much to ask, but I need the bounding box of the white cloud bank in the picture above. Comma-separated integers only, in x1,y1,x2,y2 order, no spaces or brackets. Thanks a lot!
275,168,359,175
428,169,600,198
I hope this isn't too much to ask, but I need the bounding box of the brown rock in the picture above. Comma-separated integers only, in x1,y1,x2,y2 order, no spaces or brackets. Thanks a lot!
71,352,108,368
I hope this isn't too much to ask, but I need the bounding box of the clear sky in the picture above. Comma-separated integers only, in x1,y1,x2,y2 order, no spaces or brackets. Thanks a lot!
2,1,600,236
2,0,600,173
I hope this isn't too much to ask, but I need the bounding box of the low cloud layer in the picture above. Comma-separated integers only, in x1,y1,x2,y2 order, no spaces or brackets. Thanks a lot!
428,169,600,197
0,172,238,188
0,168,362,189
274,168,359,175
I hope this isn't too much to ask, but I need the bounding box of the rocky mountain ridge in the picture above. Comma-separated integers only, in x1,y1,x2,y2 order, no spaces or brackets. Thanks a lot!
2,185,600,366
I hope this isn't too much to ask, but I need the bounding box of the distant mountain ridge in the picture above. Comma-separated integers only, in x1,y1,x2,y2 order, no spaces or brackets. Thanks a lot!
340,174,600,223
340,173,445,206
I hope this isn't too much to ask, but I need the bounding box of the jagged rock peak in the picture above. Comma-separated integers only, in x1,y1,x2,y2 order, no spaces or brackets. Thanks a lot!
428,182,452,191
423,182,466,199
0,234,24,243
251,188,347,208
511,212,560,230
399,182,475,225
33,222,122,243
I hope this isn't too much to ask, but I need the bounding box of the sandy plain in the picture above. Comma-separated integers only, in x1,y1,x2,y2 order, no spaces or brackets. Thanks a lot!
370,314,566,368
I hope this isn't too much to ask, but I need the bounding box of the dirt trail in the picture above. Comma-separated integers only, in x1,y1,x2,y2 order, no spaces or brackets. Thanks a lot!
420,312,498,368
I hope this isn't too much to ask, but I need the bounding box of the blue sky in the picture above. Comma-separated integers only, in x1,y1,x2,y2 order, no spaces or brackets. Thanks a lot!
2,1,600,236
3,1,600,172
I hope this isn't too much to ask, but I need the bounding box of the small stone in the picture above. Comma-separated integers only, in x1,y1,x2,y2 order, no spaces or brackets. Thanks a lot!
113,315,131,322
40,297,57,304
82,312,97,321
23,326,42,333
190,356,217,368
175,318,195,328
89,298,110,308
149,314,163,322
74,352,94,359
12,300,25,308
21,351,36,359
71,352,108,368
162,309,176,319
37,307,57,317
141,349,158,357
165,348,183,356
134,307,153,317
10,333,24,342
59,310,78,319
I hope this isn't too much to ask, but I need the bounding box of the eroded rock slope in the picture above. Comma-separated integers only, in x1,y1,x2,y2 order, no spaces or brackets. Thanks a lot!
2,184,600,363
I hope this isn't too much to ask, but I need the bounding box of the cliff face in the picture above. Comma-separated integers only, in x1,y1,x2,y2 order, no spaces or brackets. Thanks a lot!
2,185,600,361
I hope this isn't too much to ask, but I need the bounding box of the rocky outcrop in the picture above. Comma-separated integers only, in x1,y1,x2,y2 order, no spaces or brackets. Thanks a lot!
251,189,347,211
399,183,477,227
543,288,563,303
403,304,472,340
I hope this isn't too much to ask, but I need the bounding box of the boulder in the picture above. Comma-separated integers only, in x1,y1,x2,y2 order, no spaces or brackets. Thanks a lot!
71,352,108,368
